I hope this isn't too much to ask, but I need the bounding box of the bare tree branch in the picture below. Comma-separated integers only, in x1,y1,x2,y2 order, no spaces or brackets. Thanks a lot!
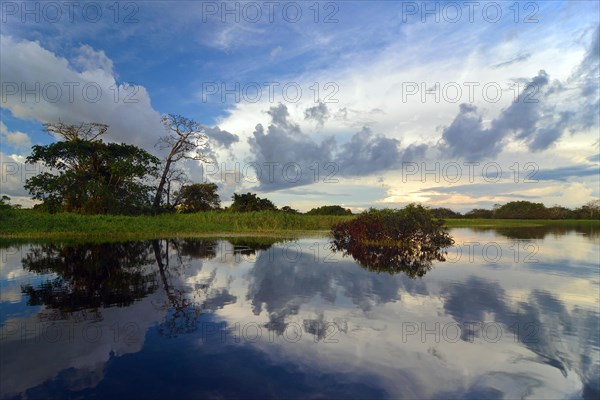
153,114,211,209
44,121,108,142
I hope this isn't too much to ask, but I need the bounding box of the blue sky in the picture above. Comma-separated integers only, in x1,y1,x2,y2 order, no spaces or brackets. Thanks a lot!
1,0,598,211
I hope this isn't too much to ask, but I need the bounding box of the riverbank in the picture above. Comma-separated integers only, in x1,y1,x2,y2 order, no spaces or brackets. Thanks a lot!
1,209,598,239
0,209,351,239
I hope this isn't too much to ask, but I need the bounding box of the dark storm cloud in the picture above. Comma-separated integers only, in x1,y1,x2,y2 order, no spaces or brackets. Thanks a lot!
248,104,426,190
527,111,573,151
246,28,599,189
248,104,337,190
438,103,503,161
440,26,599,160
534,164,599,181
304,102,330,127
204,126,239,148
439,71,552,161
267,103,294,128
336,127,403,175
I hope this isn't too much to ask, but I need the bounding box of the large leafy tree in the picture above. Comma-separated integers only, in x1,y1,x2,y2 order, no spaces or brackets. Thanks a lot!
25,122,160,214
177,182,221,213
230,192,276,212
493,201,550,219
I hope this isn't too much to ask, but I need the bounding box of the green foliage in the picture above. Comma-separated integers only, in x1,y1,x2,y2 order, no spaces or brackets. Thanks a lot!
0,195,12,212
24,125,159,214
494,201,549,219
331,205,454,277
332,205,453,246
429,207,462,219
230,192,277,212
280,206,299,214
547,205,571,220
0,196,16,226
573,199,600,219
177,183,220,213
461,200,600,220
307,205,352,215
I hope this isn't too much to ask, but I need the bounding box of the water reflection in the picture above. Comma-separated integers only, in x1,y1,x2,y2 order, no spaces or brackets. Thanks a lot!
331,240,448,278
151,239,237,338
21,242,158,314
0,227,598,399
468,223,600,240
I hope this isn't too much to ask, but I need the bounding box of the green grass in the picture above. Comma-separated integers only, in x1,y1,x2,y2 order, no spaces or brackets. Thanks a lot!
0,209,355,239
1,209,597,239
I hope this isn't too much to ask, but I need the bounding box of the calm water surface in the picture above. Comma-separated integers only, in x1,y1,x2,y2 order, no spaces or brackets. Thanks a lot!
1,226,598,399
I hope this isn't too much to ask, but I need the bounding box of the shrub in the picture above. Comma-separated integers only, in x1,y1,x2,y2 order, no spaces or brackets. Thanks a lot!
331,204,454,277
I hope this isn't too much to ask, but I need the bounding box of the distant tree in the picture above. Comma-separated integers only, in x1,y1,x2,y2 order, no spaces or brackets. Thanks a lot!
25,122,159,214
177,183,220,213
548,205,572,219
494,201,549,219
153,115,210,210
429,207,462,219
280,206,299,214
464,208,494,218
230,192,276,212
307,205,352,215
574,199,600,219
0,195,12,212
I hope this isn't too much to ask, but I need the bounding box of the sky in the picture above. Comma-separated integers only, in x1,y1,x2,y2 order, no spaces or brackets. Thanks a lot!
0,0,599,212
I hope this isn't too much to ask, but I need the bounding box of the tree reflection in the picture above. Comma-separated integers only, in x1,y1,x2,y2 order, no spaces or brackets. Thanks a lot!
331,240,449,278
470,225,600,240
151,239,236,338
21,242,159,313
331,206,454,278
228,237,282,256
176,238,218,259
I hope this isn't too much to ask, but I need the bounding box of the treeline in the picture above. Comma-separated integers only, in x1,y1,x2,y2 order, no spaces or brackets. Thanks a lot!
3,120,598,220
178,196,598,219
177,191,353,216
429,200,600,220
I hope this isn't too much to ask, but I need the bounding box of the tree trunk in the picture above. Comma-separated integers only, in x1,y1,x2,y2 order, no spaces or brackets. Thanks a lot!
153,158,173,209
